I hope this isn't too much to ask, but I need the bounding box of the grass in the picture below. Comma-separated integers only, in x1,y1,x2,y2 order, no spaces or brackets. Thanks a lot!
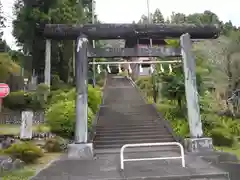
1,153,62,180
0,124,50,135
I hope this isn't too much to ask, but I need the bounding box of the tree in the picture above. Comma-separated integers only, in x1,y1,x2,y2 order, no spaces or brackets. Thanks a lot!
13,0,91,83
170,12,187,24
200,10,220,24
0,0,7,52
0,0,5,40
222,21,236,36
138,15,149,24
152,9,164,23
222,31,240,94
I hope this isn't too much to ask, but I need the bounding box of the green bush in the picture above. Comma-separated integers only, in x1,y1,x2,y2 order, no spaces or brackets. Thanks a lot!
158,100,240,142
3,91,44,110
48,89,74,105
155,102,190,137
88,86,101,113
49,86,101,113
171,119,189,138
46,84,101,139
211,128,235,147
51,74,70,91
3,91,26,109
96,71,106,87
96,78,105,87
3,83,52,110
46,100,94,139
136,77,153,97
201,113,217,137
44,136,67,152
4,142,44,164
67,86,102,113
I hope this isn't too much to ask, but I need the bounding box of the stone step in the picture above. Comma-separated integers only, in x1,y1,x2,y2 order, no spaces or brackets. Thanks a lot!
94,138,175,146
95,130,171,136
98,113,159,116
96,121,159,126
94,134,173,140
96,124,166,130
95,128,168,133
94,144,137,149
97,119,159,123
95,146,181,154
96,124,166,129
99,111,153,113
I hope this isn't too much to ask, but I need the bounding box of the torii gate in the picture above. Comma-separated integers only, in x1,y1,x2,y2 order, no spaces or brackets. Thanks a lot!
42,24,220,158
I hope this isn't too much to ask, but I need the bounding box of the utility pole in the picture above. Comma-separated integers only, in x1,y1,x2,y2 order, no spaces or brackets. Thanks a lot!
147,0,150,22
92,0,96,88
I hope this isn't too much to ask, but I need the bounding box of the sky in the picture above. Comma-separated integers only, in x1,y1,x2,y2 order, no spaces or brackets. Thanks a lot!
1,0,240,50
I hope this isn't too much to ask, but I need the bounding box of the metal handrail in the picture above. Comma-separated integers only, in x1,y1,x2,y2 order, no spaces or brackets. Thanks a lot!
120,142,185,170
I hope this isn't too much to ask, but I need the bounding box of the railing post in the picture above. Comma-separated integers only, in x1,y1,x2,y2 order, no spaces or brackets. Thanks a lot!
120,145,125,170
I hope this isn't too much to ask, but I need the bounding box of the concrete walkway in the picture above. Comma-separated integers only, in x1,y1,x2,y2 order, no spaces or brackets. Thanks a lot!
32,152,228,180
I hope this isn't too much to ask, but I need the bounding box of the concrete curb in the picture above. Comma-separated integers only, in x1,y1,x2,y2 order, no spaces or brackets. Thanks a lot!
30,155,62,180
89,72,108,143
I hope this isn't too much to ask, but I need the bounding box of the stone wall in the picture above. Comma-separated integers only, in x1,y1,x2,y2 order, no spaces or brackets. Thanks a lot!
0,111,45,124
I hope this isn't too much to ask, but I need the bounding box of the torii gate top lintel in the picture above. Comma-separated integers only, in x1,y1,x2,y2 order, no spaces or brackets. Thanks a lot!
43,23,220,40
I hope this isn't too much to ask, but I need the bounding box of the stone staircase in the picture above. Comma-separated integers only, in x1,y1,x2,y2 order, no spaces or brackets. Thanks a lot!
94,75,176,151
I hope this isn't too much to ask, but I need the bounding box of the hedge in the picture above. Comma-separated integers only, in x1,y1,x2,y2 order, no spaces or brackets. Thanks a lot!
46,86,101,139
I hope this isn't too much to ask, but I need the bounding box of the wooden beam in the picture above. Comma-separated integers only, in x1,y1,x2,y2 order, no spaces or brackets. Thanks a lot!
88,47,181,58
42,23,220,40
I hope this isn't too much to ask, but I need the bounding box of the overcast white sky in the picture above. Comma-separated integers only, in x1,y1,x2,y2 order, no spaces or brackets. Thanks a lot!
2,0,240,50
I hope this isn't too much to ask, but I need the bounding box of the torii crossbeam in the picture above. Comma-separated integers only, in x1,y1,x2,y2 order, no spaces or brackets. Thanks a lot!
43,23,220,40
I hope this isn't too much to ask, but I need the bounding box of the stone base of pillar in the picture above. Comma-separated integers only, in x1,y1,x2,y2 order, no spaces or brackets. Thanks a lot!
67,143,93,159
184,137,213,153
